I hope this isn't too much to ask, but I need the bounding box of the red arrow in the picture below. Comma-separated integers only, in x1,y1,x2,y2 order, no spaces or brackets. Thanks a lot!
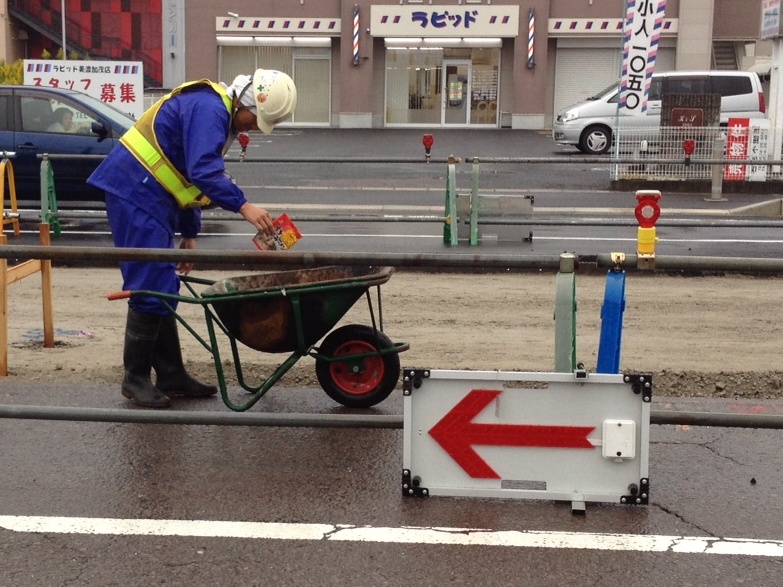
428,389,595,479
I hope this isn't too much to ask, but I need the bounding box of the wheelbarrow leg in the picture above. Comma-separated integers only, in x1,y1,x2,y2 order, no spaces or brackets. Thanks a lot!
152,314,218,399
122,309,170,409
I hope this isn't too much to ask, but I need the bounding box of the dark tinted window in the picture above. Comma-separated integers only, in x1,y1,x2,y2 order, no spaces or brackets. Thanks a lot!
662,77,711,95
21,98,54,132
648,78,662,101
711,76,753,97
0,95,11,132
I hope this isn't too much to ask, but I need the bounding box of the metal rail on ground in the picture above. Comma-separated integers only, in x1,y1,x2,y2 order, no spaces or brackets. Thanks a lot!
0,404,781,431
0,244,782,273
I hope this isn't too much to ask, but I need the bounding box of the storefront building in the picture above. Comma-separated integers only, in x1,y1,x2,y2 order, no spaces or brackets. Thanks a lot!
185,0,767,130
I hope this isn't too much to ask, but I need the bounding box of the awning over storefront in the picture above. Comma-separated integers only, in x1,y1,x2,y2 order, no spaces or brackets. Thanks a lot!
217,36,332,47
384,38,502,48
216,16,340,35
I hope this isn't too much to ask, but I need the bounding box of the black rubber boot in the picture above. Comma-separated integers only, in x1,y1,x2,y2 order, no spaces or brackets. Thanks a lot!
121,309,171,409
153,315,218,399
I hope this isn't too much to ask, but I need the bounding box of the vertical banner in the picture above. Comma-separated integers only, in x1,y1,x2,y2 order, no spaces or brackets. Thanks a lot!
724,118,750,182
353,5,360,66
527,8,535,69
619,0,667,116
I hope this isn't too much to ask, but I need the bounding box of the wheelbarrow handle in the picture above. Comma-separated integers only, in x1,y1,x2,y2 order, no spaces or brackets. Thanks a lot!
107,291,131,301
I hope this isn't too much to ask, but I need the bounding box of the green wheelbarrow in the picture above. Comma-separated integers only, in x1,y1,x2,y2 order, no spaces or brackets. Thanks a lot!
109,265,409,412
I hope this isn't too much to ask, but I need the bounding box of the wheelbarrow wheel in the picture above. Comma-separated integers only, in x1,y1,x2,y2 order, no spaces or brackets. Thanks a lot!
315,324,400,408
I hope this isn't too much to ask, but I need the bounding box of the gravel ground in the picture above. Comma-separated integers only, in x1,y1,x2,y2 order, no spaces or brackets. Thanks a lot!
3,267,783,401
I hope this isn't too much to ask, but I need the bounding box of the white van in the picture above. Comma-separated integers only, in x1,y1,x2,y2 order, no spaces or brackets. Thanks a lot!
552,71,766,155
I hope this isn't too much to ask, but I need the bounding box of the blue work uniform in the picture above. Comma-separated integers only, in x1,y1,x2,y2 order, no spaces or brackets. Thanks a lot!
88,86,247,315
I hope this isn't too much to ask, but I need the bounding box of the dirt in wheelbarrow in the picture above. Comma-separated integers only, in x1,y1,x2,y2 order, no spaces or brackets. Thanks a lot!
3,267,783,401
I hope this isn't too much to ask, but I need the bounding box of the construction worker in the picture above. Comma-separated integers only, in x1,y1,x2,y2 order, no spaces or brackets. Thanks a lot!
88,69,297,408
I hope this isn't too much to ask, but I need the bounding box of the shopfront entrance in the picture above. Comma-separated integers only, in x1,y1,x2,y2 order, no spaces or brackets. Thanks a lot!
442,60,471,125
384,45,500,128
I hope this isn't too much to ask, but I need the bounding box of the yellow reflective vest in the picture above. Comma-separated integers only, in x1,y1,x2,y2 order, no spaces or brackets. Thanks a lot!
120,79,233,208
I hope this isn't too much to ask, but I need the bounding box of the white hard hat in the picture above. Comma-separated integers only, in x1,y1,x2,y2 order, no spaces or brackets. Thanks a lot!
251,69,297,135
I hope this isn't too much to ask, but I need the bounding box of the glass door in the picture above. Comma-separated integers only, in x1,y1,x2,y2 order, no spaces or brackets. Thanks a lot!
441,60,471,125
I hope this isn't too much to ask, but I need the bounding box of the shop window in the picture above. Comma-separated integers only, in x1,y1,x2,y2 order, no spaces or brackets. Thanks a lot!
219,45,331,126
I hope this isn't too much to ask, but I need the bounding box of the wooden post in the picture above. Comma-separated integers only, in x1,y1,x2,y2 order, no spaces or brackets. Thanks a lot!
40,223,54,348
0,233,7,375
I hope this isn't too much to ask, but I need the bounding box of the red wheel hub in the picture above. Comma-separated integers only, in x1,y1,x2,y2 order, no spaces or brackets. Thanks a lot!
329,340,385,395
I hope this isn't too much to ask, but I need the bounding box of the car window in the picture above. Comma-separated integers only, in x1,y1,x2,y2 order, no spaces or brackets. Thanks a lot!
662,77,711,96
46,100,99,134
0,95,11,132
711,76,753,97
648,78,662,101
21,97,54,132
589,82,620,101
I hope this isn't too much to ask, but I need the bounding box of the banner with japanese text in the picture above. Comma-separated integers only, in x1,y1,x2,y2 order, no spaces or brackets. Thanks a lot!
724,118,770,182
619,0,667,116
724,118,750,182
23,60,144,120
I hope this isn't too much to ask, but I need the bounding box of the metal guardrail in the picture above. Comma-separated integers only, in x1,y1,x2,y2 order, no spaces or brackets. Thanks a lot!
26,209,783,228
1,404,782,430
35,153,783,166
1,244,783,274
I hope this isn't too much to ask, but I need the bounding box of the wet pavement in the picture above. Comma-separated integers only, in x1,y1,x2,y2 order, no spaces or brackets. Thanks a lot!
2,382,783,586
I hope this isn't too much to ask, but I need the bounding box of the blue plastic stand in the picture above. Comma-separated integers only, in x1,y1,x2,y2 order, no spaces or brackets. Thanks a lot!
596,270,626,374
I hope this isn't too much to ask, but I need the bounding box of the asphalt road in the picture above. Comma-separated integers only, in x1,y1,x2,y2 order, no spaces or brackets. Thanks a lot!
3,128,783,585
13,128,783,260
2,385,783,586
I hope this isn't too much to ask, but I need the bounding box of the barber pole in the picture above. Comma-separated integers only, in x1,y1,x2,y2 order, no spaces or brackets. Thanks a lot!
527,8,535,69
353,5,360,66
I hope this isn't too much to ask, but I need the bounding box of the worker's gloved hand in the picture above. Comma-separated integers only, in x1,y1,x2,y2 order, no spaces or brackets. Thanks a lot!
177,237,197,275
239,202,275,235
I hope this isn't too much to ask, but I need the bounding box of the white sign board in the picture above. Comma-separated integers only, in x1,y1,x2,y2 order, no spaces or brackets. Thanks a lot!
403,369,651,505
761,0,782,39
371,5,519,37
619,0,667,116
748,118,771,181
23,59,144,120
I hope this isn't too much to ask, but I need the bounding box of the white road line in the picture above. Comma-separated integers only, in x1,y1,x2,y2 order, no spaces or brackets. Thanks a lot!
1,516,781,557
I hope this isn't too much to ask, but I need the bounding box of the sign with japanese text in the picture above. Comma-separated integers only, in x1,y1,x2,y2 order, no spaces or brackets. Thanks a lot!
724,118,750,181
760,0,781,39
725,118,770,182
619,0,667,116
403,369,650,504
747,119,770,181
23,60,144,120
370,5,519,37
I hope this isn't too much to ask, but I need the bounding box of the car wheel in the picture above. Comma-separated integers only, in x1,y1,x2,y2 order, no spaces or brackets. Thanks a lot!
579,125,612,155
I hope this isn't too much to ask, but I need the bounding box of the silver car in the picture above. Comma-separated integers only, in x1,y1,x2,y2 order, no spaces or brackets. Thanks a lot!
552,70,767,155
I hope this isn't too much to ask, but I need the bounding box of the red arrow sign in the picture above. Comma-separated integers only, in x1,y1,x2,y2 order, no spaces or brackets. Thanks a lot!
429,389,595,479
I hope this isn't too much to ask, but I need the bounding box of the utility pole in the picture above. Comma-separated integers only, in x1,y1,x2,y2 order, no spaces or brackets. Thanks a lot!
61,0,67,59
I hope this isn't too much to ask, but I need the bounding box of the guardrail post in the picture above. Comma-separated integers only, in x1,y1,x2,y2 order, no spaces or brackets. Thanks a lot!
707,136,727,202
469,159,480,245
554,253,577,373
40,155,61,237
443,155,459,246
